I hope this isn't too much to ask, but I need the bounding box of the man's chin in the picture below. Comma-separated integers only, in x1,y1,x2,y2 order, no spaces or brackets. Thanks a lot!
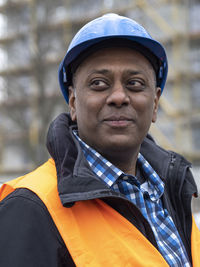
98,138,140,155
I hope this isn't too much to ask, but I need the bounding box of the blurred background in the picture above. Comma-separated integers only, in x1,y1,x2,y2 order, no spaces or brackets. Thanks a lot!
0,0,199,226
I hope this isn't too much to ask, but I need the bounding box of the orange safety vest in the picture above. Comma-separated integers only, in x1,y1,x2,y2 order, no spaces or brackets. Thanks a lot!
0,158,200,267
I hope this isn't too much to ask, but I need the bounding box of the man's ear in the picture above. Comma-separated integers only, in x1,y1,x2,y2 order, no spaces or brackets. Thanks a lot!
152,87,161,123
68,86,77,122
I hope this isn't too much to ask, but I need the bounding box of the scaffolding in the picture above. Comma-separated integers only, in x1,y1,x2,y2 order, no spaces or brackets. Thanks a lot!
0,0,199,182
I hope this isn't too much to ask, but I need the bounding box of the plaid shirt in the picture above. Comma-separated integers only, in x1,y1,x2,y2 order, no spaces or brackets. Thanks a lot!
74,131,191,267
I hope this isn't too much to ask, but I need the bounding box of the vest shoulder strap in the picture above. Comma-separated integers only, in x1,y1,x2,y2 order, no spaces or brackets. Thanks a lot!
0,158,56,201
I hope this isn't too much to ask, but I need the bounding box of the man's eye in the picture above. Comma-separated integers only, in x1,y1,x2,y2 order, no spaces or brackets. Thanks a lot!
126,79,144,90
90,79,108,90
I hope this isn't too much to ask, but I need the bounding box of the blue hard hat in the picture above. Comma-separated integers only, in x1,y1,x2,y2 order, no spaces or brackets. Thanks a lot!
59,13,168,103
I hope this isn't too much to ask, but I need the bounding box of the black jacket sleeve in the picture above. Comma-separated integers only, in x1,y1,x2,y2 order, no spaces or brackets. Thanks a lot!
0,188,75,267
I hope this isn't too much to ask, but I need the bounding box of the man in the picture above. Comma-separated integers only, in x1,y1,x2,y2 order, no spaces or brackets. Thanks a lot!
0,13,199,267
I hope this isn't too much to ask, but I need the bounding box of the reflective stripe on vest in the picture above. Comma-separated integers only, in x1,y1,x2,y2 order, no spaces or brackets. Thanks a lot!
0,158,199,267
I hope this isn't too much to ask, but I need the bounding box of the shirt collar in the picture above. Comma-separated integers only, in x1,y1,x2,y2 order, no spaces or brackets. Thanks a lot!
73,130,122,187
137,154,164,200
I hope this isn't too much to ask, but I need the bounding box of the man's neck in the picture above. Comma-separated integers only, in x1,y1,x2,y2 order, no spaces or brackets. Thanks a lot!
100,150,139,176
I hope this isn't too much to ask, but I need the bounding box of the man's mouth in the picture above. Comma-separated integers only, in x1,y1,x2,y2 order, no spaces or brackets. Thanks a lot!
103,116,134,128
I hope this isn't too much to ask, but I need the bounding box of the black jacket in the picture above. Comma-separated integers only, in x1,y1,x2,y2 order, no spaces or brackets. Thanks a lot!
0,113,198,267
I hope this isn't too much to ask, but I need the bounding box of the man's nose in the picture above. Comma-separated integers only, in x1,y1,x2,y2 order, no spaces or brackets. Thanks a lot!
106,83,130,107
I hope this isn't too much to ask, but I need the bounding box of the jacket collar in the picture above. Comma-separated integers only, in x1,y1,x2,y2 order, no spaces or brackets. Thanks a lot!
47,113,111,206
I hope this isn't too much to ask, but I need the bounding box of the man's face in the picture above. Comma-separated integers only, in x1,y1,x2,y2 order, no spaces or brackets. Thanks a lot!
69,47,161,158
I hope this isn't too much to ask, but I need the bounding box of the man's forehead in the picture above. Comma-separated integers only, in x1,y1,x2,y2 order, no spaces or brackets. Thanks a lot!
87,69,148,76
76,47,156,77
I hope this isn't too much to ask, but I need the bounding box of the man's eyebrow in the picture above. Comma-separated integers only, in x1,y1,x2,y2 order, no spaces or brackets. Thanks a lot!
125,70,144,75
88,69,110,75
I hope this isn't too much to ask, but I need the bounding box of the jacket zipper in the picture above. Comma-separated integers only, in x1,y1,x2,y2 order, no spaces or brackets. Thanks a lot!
166,152,192,262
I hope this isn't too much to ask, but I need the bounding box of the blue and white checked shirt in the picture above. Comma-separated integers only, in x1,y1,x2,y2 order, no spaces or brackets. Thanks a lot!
74,131,191,267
